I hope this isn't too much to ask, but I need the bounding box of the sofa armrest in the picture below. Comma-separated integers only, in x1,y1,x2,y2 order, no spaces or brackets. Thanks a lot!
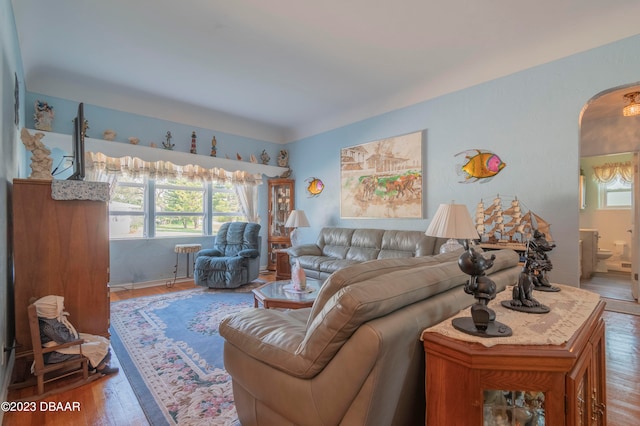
288,244,322,257
197,248,224,257
221,308,326,378
238,248,259,258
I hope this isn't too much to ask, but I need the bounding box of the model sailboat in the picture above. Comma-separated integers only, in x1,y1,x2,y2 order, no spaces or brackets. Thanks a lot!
476,195,553,247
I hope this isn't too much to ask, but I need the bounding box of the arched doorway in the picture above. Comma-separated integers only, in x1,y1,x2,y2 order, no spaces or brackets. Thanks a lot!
579,83,640,301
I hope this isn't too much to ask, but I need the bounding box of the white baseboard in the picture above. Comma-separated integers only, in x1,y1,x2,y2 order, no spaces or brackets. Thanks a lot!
110,277,195,292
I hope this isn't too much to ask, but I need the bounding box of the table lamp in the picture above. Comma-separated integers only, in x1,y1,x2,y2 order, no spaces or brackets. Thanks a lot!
285,210,310,247
425,203,479,253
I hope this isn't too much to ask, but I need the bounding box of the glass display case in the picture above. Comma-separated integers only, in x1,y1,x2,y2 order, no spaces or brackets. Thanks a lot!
267,179,294,270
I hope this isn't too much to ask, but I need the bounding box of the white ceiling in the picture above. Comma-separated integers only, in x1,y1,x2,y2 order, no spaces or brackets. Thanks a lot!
12,0,640,143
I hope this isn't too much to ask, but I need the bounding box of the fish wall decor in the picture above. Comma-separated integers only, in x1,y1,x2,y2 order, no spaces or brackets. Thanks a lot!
306,177,324,197
455,149,506,183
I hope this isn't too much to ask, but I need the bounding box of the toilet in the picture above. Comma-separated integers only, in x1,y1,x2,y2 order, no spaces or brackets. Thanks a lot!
596,249,613,273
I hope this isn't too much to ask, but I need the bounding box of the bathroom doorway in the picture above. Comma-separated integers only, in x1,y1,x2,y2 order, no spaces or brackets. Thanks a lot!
580,84,640,301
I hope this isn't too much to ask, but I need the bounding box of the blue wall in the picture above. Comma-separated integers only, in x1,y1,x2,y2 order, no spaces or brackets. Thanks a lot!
287,34,640,286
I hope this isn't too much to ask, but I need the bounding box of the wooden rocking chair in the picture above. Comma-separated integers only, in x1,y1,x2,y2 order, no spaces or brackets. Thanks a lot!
27,303,99,397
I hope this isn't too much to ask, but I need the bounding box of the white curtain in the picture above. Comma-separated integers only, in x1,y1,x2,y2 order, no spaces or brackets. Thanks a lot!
235,184,260,223
592,161,633,183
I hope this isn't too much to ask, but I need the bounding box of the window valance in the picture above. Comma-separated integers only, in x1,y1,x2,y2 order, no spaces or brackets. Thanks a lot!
592,161,633,184
86,152,262,185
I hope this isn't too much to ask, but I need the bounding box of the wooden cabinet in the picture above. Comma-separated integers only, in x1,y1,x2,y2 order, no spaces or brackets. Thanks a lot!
12,179,110,357
267,179,294,271
275,249,292,280
423,301,606,425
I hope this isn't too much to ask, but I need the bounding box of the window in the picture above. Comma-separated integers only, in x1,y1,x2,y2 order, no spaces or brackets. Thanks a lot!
599,176,632,209
109,177,245,239
155,177,204,237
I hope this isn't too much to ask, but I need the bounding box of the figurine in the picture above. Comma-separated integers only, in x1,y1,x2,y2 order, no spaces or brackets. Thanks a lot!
162,131,174,150
278,149,289,167
128,137,140,145
250,154,257,163
454,241,512,337
20,128,53,180
260,149,270,165
103,129,117,141
34,100,54,131
210,136,217,157
190,131,197,154
502,233,552,313
528,230,559,291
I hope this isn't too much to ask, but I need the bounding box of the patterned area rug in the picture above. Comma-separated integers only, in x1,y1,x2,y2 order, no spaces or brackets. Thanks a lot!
110,285,259,425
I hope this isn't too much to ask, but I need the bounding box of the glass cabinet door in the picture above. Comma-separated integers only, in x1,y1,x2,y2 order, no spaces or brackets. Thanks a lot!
483,389,546,426
270,182,292,238
267,179,294,270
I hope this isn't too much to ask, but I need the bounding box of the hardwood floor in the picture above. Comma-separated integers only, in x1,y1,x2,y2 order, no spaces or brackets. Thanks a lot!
581,271,635,302
3,272,639,425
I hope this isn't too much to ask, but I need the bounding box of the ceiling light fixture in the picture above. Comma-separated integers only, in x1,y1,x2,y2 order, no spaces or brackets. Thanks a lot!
623,91,640,117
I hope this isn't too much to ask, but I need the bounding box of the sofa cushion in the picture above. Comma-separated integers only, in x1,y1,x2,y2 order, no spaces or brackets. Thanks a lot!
307,250,463,324
378,230,432,258
345,229,384,261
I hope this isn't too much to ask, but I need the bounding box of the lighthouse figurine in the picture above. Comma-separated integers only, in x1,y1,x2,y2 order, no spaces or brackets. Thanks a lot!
190,131,197,154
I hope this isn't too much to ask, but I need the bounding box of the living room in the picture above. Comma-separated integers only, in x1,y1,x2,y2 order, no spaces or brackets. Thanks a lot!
2,0,640,424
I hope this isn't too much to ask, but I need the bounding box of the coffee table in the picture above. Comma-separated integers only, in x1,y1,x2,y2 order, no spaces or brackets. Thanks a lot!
252,278,322,309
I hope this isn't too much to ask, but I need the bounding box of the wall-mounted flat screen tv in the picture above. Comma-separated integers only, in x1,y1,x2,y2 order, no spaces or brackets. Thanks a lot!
67,102,85,180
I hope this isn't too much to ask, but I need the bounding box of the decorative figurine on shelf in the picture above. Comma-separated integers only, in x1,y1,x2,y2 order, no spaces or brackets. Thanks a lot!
501,233,553,314
260,149,270,165
529,230,559,292
162,131,174,150
190,131,197,154
210,136,217,157
20,128,53,180
454,241,512,337
34,100,54,131
278,149,289,167
103,129,117,141
128,137,140,145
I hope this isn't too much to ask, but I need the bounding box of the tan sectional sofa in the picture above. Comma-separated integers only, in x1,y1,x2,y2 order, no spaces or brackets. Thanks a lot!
287,227,449,281
220,248,521,425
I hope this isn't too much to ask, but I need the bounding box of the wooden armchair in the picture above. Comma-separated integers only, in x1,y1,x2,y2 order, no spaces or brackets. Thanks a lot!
27,303,93,396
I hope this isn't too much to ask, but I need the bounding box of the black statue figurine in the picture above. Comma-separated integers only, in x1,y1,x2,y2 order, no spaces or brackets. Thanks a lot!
528,230,560,292
453,241,512,337
502,231,555,314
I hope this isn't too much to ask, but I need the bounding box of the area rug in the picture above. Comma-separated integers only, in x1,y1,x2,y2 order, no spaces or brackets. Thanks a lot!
110,285,258,425
603,297,640,316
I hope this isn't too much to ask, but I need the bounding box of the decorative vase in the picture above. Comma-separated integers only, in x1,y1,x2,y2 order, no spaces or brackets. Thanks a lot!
291,259,306,291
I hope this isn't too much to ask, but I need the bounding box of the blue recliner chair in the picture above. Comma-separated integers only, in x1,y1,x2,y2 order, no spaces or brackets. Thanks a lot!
194,222,261,289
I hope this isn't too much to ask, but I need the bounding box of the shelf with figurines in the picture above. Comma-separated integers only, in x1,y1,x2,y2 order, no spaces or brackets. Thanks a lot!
25,128,290,178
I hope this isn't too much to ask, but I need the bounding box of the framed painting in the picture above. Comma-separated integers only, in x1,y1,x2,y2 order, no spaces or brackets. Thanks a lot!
340,130,424,218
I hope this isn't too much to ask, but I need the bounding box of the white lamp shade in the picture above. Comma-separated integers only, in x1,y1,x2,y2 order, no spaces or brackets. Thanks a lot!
285,210,310,228
425,204,478,240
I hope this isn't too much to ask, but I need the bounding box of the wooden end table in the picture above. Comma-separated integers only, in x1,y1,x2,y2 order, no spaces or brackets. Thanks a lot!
253,278,322,309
